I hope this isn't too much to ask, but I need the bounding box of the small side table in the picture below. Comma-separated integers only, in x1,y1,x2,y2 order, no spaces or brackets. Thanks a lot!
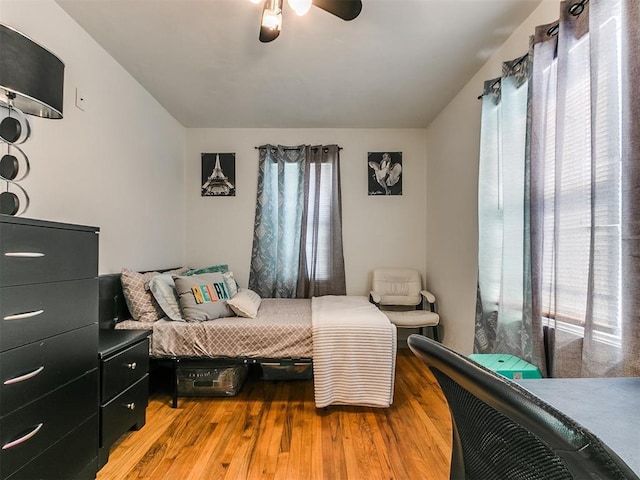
468,353,542,380
98,329,151,469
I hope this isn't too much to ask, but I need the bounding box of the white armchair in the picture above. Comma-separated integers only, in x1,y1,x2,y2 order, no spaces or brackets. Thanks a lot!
369,268,440,341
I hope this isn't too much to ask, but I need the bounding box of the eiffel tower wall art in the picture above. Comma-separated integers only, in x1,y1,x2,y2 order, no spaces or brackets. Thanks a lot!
201,153,236,197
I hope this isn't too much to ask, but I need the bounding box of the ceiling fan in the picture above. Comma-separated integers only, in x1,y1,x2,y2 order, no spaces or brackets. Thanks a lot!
252,0,363,43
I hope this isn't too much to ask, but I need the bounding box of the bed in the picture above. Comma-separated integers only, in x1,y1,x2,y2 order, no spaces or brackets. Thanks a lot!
99,272,397,409
115,298,313,359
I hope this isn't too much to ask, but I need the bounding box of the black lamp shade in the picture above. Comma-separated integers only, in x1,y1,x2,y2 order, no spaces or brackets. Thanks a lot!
0,24,64,119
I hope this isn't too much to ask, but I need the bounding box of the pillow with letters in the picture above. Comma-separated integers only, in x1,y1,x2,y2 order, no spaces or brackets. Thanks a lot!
121,267,187,322
173,272,233,322
184,265,239,298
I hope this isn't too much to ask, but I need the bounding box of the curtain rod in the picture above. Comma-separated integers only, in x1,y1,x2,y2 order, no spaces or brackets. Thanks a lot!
254,146,342,151
568,0,588,16
477,53,530,100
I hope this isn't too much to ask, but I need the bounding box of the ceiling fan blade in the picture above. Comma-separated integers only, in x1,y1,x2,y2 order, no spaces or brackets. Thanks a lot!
313,0,362,21
259,25,280,43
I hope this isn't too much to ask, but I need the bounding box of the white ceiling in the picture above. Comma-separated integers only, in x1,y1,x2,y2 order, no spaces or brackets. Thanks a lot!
55,0,541,128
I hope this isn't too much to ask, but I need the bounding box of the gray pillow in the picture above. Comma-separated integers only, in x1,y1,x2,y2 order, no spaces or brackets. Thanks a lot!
173,272,233,322
148,274,183,321
222,271,238,298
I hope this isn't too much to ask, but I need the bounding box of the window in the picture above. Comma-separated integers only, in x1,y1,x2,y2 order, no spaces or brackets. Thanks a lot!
249,145,345,298
305,161,333,281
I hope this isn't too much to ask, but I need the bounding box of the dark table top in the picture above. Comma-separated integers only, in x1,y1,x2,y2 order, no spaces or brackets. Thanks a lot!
517,377,640,475
98,328,151,359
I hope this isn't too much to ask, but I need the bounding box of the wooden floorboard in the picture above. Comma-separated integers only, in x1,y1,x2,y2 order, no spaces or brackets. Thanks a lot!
97,348,451,480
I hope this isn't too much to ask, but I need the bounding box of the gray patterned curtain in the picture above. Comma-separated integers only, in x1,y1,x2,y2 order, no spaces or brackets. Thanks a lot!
249,144,346,299
249,145,306,298
476,0,640,378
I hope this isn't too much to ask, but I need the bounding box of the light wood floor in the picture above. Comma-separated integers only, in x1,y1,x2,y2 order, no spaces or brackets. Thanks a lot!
97,349,452,480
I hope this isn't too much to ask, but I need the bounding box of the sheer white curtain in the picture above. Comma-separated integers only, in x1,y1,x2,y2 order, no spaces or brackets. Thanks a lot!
475,55,535,362
476,0,640,377
621,0,640,376
530,0,631,377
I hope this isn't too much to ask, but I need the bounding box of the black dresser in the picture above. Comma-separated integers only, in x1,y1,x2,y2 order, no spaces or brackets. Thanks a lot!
0,216,99,480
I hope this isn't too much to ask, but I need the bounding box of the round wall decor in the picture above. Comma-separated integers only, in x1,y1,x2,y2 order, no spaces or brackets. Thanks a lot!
0,190,19,215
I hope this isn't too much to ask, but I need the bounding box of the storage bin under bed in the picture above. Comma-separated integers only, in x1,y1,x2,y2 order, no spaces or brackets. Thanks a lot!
260,361,313,380
177,361,248,397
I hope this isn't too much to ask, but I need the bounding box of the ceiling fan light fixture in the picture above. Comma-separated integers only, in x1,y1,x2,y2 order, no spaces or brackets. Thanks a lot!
288,0,312,16
261,0,283,31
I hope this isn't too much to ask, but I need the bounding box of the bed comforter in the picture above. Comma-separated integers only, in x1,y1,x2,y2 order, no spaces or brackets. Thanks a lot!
116,298,312,359
312,295,397,408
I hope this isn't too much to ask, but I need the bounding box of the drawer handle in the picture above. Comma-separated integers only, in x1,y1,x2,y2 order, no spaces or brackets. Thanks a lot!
3,366,45,385
4,309,44,321
4,252,45,258
126,362,137,370
126,402,136,410
2,423,44,450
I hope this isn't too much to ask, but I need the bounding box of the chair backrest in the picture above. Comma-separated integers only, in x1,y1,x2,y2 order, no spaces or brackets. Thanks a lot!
371,268,422,306
407,334,639,480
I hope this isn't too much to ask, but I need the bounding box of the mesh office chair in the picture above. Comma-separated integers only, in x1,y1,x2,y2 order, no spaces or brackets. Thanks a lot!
407,334,639,480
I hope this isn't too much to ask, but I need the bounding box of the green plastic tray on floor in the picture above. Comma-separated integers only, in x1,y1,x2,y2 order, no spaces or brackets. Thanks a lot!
468,353,542,379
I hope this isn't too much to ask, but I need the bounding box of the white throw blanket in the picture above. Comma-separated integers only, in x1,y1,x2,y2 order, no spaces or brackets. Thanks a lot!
311,295,397,408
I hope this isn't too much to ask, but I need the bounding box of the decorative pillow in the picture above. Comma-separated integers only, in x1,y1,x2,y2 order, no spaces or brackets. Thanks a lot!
223,271,238,298
185,264,229,276
121,267,187,322
227,289,262,319
148,274,183,321
173,272,233,322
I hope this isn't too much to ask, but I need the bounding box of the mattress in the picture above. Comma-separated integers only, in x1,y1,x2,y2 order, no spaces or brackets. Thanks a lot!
115,298,312,359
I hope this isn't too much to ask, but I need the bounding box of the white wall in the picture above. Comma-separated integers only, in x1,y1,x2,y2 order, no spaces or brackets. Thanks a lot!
0,0,186,273
186,129,427,295
425,1,561,353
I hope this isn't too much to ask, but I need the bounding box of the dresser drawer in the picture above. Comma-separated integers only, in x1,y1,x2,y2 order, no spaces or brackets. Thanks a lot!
0,324,98,417
0,222,98,287
6,415,98,480
101,338,149,402
100,374,149,450
0,278,97,351
0,370,98,479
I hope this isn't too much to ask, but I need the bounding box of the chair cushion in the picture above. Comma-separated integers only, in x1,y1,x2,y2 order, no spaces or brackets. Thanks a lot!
382,310,439,327
372,268,422,305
